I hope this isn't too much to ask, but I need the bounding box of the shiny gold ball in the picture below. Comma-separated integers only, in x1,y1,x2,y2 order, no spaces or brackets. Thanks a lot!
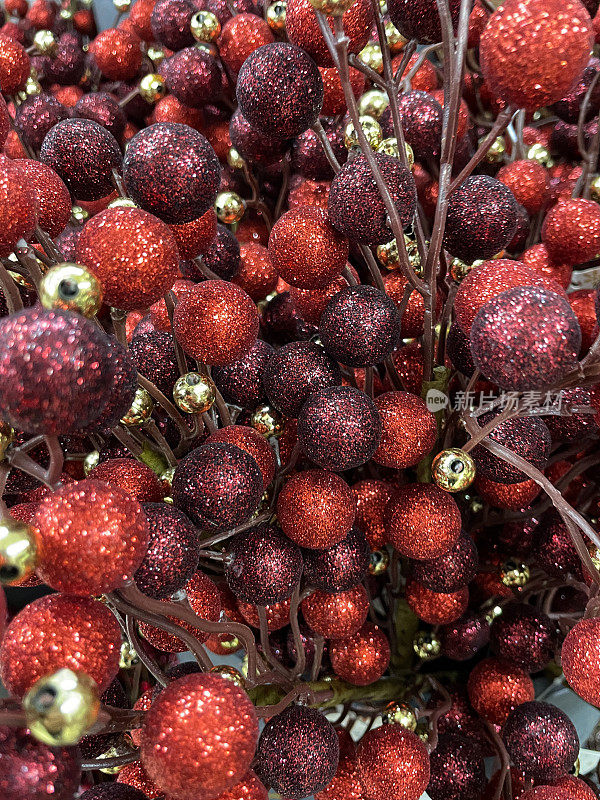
484,604,503,625
357,89,389,119
209,665,245,688
190,10,221,42
358,43,383,74
377,238,400,269
113,0,131,11
121,387,154,426
308,0,356,16
482,135,506,164
119,641,138,669
250,404,284,438
500,558,530,588
139,73,167,104
227,146,245,170
108,197,138,209
377,136,400,159
173,372,216,414
23,669,100,747
215,191,246,224
33,29,58,56
469,496,484,515
344,115,382,150
71,205,89,224
449,258,473,282
384,19,406,53
382,701,418,730
147,46,166,66
368,548,389,575
431,448,476,493
39,263,103,318
415,721,430,743
526,143,554,169
413,630,442,660
0,420,14,461
267,0,287,31
59,7,74,19
0,518,38,586
83,450,100,476
590,175,600,203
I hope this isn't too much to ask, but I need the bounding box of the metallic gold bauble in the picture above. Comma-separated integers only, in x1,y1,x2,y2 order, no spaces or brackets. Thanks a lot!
449,258,473,282
173,372,216,414
59,7,74,20
500,558,530,588
227,146,245,170
382,701,418,730
215,191,246,224
590,176,600,203
160,466,176,488
119,641,138,669
108,197,137,209
384,19,406,53
358,43,383,74
121,387,154,426
358,89,389,119
190,10,221,42
113,0,131,11
39,263,103,318
344,115,382,150
431,448,475,492
0,421,14,461
377,136,400,159
377,238,400,269
71,205,89,224
83,450,100,476
484,604,503,625
267,0,287,30
0,518,38,586
308,0,356,16
250,404,284,438
209,665,245,688
23,669,100,747
368,548,389,575
147,46,166,66
526,143,554,169
415,721,430,743
482,135,506,164
139,73,166,104
413,630,442,660
33,29,58,56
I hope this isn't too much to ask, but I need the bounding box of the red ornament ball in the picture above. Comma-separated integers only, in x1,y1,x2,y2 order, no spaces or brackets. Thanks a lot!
117,761,163,798
150,0,194,49
522,244,572,289
373,391,436,469
497,159,550,215
168,209,217,261
15,93,70,152
490,603,557,672
74,92,127,142
392,90,443,161
219,13,274,75
302,584,369,639
387,0,460,44
0,37,29,94
356,725,430,800
562,617,600,706
427,734,486,800
207,425,276,487
140,674,259,800
467,657,534,726
405,580,468,625
411,530,478,593
471,412,551,485
233,242,279,301
0,593,121,698
212,771,268,800
330,622,390,685
302,526,370,592
542,198,600,265
237,597,291,631
552,776,598,800
88,458,165,502
212,340,273,409
92,28,142,80
0,159,36,256
352,479,395,549
18,159,71,238
286,0,372,65
475,474,541,511
314,754,364,800
441,614,490,662
164,47,222,108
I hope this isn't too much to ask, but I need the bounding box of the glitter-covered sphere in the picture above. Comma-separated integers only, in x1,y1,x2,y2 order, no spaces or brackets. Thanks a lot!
387,0,460,44
444,176,518,262
373,391,436,469
225,523,303,605
74,92,127,141
15,93,70,152
497,159,550,215
467,657,534,726
0,594,121,698
207,426,276,487
213,340,274,409
255,705,339,798
164,47,222,108
470,287,581,391
352,479,394,549
123,122,221,224
471,412,551,485
411,530,478,593
302,526,370,592
490,604,557,672
40,118,122,201
213,771,268,800
392,90,443,161
427,734,486,800
219,14,274,75
319,285,402,367
356,725,430,800
172,442,263,530
286,0,372,67
128,330,179,395
92,28,142,81
80,787,150,800
237,43,323,138
386,483,462,560
76,206,179,310
134,503,201,599
298,386,382,471
502,701,579,783
150,0,195,49
302,584,369,639
169,209,217,261
441,614,490,662
140,674,259,800
532,513,583,580
562,617,600,706
18,160,71,238
173,280,259,365
480,0,593,111
0,308,116,435
0,37,30,95
328,152,416,245
0,160,37,256
542,198,600,265
406,580,468,625
330,622,390,685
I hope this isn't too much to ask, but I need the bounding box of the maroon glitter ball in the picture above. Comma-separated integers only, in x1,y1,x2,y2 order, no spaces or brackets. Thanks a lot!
182,223,240,281
172,442,263,530
551,57,600,123
164,47,222,108
411,531,479,593
80,786,150,800
470,287,581,391
0,727,81,800
444,176,518,262
230,109,290,167
292,119,346,180
84,336,138,434
50,39,86,85
123,122,221,224
129,329,181,395
532,512,584,580
15,93,69,151
543,386,598,442
150,0,195,50
263,340,342,417
441,614,490,662
40,117,122,201
134,503,201,599
427,734,486,800
55,224,81,260
387,0,461,43
301,526,370,592
328,152,416,245
385,90,443,161
212,339,274,409
255,705,339,798
446,322,476,376
502,701,579,783
0,308,116,435
471,412,552,485
236,42,324,139
298,385,382,471
225,523,304,605
74,91,126,141
319,285,402,367
490,603,557,672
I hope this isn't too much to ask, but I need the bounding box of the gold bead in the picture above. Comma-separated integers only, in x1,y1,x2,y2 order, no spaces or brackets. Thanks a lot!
308,0,356,16
344,115,382,150
368,548,389,575
377,136,400,158
382,701,417,730
139,73,167,104
526,143,554,169
250,404,284,438
33,29,58,56
146,46,166,67
83,450,100,476
119,641,138,669
0,421,14,461
357,89,389,119
227,147,246,170
415,720,430,743
500,558,530,588
377,238,400,269
357,43,383,74
267,0,287,32
160,466,176,488
108,197,138,209
0,517,38,586
384,19,406,53
482,135,506,164
431,448,476,492
59,6,74,19
215,191,246,224
23,669,100,747
97,743,132,774
484,604,503,625
113,0,131,11
121,387,154,426
449,258,473,282
190,10,221,42
209,664,245,688
71,205,89,224
39,263,103,318
413,630,441,660
590,176,600,203
173,372,216,414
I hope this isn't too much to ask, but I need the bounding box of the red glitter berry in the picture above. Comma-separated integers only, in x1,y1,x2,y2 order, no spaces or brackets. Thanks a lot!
356,725,430,800
207,425,276,487
373,391,436,469
441,614,490,662
471,412,551,484
219,13,274,75
212,771,268,800
18,159,71,238
212,340,274,409
490,603,557,672
302,526,370,592
0,159,36,255
150,0,195,50
497,159,550,215
302,584,369,639
386,483,462,560
330,622,390,685
286,0,373,67
91,28,141,81
411,530,479,593
352,479,394,549
169,208,217,261
87,458,165,502
562,617,600,706
0,36,29,94
15,93,70,151
542,198,600,264
233,242,279,301
405,580,469,625
467,657,534,726
74,92,127,142
164,47,222,108
387,0,461,44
